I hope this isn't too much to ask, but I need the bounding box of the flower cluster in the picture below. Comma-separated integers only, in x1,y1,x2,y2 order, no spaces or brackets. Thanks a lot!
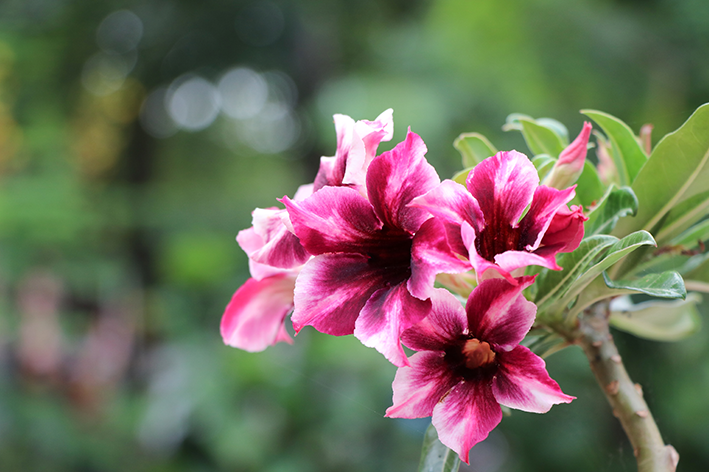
221,110,589,462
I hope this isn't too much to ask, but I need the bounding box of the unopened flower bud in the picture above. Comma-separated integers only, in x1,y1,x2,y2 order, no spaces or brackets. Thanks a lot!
544,122,592,189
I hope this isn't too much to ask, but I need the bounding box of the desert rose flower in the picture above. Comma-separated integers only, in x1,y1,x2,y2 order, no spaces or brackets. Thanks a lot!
544,122,593,190
283,130,469,367
386,278,574,463
412,150,587,283
221,110,394,352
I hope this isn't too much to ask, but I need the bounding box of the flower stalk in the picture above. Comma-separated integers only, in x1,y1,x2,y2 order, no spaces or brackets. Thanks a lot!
562,301,679,472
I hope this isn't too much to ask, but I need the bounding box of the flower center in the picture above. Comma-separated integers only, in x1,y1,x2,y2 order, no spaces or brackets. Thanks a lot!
461,338,496,370
475,225,522,262
365,228,413,285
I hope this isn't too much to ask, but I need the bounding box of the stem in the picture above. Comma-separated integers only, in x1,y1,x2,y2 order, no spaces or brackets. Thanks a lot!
570,301,679,472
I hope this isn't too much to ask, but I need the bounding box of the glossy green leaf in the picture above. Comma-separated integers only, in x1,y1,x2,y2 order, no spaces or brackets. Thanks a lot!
582,109,648,186
418,424,461,472
519,118,566,157
655,190,709,245
532,154,556,181
502,113,533,131
670,218,709,248
584,185,638,236
522,328,569,358
535,118,569,143
609,293,702,342
603,270,686,299
534,235,618,309
555,231,656,309
573,160,606,208
612,103,709,238
454,133,498,168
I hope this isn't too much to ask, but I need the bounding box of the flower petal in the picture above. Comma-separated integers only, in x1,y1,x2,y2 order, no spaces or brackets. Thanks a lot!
355,283,432,367
518,185,576,252
467,150,538,228
367,130,440,234
432,379,502,464
493,249,561,273
466,276,537,351
237,209,310,270
462,222,516,283
539,204,587,253
402,289,468,352
408,218,472,300
221,275,295,352
282,186,383,255
291,254,384,336
354,108,394,173
385,351,459,418
492,345,575,413
410,179,484,232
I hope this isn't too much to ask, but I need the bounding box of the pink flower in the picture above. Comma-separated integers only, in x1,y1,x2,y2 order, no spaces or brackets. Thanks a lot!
221,110,394,352
283,130,469,366
386,278,574,463
412,150,587,283
544,122,592,190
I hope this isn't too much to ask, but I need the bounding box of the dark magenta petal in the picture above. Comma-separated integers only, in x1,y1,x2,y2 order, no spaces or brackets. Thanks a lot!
465,276,537,351
402,289,468,352
291,254,385,336
283,186,383,256
493,345,575,413
432,378,502,464
355,284,432,367
410,179,484,232
408,218,472,300
518,185,576,251
221,275,295,352
367,130,441,234
539,204,587,253
467,150,538,229
385,351,459,419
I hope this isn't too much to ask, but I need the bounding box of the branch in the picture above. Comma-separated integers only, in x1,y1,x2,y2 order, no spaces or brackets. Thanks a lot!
572,301,679,472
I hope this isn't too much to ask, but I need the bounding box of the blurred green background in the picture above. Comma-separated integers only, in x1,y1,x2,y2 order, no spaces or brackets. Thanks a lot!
1,0,708,471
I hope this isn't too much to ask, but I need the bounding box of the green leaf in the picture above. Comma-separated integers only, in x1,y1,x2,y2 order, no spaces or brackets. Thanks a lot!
603,271,686,299
584,185,638,236
655,190,709,245
532,154,556,181
452,167,472,185
535,118,569,143
522,329,569,358
454,133,498,168
609,293,702,342
670,218,709,249
612,103,709,238
554,231,656,309
519,118,566,157
573,160,606,208
418,424,461,472
502,113,533,132
582,110,648,186
534,235,618,309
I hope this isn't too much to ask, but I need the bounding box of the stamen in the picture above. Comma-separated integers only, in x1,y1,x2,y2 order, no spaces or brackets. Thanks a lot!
461,338,496,369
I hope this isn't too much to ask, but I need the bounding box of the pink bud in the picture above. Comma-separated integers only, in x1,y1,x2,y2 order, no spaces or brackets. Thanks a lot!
545,122,592,189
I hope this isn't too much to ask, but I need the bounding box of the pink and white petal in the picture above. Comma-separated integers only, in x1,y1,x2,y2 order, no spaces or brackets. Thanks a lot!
354,108,394,173
385,351,459,419
493,249,561,273
540,204,587,253
251,227,310,269
492,345,575,413
221,274,296,352
292,254,384,336
408,218,471,300
518,185,576,251
248,258,289,281
466,276,537,351
237,226,264,256
432,380,503,464
467,151,538,228
354,284,432,367
313,155,338,191
293,183,314,201
410,180,485,232
401,289,468,352
462,222,516,284
282,187,383,255
367,130,441,234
